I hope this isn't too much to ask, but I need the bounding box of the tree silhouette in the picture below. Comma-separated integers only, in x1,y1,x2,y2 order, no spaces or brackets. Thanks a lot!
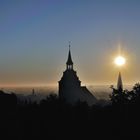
1,85,140,139
110,85,128,105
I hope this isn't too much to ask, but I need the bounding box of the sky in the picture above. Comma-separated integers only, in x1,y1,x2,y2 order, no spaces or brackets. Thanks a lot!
0,0,140,87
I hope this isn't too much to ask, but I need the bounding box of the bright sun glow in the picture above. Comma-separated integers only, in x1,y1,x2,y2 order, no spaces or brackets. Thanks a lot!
114,56,126,66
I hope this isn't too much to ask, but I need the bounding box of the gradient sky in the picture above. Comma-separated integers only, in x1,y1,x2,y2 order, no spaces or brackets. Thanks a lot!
0,0,140,87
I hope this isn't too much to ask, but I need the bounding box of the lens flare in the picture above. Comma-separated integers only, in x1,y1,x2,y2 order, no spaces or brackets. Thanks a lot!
114,56,126,66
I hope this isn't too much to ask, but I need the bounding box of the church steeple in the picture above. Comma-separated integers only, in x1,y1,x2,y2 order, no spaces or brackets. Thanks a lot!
117,72,123,92
66,43,73,70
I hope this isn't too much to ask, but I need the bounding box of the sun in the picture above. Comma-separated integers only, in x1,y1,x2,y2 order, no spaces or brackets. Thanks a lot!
114,56,126,66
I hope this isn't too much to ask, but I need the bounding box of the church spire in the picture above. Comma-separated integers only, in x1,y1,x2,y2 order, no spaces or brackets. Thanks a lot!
66,42,73,70
117,72,123,92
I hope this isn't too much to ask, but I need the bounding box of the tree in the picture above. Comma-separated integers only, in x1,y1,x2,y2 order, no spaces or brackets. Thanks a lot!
110,85,128,105
130,83,140,103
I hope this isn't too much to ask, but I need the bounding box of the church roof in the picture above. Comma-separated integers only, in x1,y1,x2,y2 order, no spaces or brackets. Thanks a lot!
66,46,73,65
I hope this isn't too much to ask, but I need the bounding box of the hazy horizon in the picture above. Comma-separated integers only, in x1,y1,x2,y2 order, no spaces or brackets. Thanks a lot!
1,84,134,100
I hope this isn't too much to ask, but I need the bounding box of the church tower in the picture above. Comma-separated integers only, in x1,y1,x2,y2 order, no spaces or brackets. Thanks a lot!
117,72,123,92
59,44,81,102
58,44,97,106
66,44,73,70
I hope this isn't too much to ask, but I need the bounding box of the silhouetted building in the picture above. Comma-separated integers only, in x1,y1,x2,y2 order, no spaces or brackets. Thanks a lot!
32,88,35,95
117,72,123,92
58,45,97,106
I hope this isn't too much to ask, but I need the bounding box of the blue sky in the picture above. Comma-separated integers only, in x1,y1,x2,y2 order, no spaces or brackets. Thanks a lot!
0,0,140,86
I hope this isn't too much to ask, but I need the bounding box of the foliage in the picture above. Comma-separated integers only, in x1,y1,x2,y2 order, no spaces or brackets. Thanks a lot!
1,84,140,139
110,83,140,105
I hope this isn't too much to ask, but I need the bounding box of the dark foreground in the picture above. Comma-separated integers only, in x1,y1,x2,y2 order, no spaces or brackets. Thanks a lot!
1,84,140,140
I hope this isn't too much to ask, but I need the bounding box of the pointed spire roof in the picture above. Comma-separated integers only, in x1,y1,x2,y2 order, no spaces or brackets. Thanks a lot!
117,72,123,91
66,44,73,65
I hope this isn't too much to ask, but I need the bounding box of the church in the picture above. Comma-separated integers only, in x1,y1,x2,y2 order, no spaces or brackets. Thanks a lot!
58,45,97,106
